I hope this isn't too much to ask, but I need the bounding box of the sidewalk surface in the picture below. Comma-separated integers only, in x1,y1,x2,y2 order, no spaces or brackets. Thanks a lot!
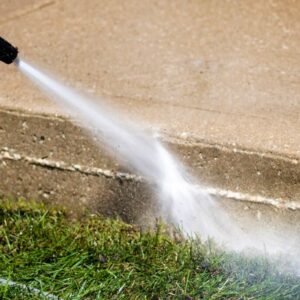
1,0,299,156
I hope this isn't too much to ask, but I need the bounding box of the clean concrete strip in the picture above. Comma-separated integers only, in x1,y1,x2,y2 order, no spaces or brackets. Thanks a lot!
1,148,298,211
0,278,61,300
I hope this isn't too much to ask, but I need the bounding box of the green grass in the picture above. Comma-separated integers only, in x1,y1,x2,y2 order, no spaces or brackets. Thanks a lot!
0,199,299,299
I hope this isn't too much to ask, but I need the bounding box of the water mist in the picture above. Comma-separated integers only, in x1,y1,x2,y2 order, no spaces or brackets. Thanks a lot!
12,57,299,274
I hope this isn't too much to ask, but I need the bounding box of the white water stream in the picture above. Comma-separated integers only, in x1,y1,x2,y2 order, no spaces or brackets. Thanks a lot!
16,58,300,273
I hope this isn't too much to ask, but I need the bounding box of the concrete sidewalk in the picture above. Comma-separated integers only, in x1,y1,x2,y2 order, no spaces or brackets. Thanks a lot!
0,0,299,157
0,1,299,242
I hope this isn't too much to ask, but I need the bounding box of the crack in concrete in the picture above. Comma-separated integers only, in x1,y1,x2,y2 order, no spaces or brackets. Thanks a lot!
104,92,300,122
1,148,299,211
0,0,56,28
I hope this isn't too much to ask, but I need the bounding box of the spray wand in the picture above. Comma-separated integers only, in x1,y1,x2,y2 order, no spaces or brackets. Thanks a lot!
0,36,18,64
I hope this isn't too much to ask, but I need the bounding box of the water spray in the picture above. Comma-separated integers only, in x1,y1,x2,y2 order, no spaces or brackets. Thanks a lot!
0,36,18,64
0,37,247,249
1,37,299,275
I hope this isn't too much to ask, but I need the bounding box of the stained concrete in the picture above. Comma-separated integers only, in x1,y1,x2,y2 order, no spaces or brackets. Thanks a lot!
1,141,300,251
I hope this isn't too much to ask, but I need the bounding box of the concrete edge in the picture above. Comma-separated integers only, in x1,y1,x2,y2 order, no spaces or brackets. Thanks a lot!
1,106,299,162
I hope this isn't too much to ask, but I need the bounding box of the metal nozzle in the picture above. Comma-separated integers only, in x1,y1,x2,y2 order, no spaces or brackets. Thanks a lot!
0,36,18,64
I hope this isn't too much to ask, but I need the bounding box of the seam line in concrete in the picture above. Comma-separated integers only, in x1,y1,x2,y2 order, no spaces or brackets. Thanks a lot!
1,148,299,211
0,148,141,182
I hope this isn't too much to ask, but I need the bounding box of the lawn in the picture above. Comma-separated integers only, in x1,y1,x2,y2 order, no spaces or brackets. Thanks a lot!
0,199,299,299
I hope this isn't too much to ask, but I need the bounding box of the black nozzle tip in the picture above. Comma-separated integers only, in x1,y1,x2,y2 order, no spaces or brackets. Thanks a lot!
0,36,18,64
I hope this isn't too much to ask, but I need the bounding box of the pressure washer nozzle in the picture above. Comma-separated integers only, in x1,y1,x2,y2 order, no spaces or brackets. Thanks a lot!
0,36,18,64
